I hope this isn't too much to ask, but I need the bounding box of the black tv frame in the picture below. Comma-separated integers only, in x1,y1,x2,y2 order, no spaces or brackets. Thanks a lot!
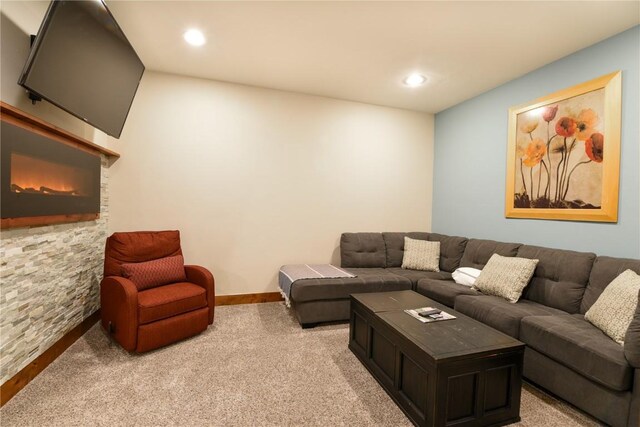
18,0,145,138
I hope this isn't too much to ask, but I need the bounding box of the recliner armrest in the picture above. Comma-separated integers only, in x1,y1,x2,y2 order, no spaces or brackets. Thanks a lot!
100,276,139,351
185,265,215,324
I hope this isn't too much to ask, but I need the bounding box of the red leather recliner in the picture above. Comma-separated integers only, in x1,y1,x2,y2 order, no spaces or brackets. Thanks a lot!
100,230,214,352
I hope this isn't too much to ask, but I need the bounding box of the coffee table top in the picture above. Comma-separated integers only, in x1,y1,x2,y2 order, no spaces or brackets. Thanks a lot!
352,290,524,362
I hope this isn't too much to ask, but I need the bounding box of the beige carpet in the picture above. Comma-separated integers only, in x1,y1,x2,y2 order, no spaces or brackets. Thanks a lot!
1,302,602,426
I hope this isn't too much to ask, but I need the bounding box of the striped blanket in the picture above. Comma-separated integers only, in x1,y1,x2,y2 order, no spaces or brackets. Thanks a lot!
279,264,356,307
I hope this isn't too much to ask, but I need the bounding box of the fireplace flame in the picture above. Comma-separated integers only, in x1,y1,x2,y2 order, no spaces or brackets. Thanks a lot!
10,153,89,197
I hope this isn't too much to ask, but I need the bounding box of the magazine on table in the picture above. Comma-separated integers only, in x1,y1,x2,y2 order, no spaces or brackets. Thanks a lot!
404,306,456,323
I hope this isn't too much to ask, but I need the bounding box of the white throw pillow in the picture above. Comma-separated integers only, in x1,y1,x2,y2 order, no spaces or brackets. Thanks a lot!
585,270,640,345
452,267,482,287
401,237,440,272
472,254,538,303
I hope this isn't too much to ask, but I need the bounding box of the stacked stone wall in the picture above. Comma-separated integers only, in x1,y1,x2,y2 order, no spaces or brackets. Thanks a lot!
0,156,109,383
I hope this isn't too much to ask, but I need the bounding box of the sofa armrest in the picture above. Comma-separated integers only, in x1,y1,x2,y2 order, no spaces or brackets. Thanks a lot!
100,276,139,352
629,369,640,427
624,290,640,368
185,265,215,324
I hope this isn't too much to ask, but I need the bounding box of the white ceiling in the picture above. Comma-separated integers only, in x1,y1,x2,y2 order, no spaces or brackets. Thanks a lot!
3,1,639,113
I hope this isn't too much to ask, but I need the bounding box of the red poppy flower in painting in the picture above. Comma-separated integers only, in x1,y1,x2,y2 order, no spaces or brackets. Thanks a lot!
555,117,577,137
585,133,604,163
542,105,558,122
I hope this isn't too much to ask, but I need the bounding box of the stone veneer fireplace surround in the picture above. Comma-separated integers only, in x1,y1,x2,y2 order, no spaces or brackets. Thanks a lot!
0,102,119,385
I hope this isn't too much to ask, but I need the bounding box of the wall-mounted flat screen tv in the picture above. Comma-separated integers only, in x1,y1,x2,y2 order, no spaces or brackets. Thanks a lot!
18,0,144,138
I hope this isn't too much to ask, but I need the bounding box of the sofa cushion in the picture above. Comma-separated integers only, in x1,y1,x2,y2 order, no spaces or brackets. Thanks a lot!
387,268,452,286
382,232,430,268
581,256,640,314
122,255,187,291
104,230,183,277
473,254,538,303
138,282,207,325
402,237,440,271
585,269,640,345
454,295,566,338
517,245,595,314
520,314,633,391
340,233,387,268
459,238,521,269
291,268,411,302
426,233,468,272
624,290,640,368
382,232,409,267
415,278,480,308
382,231,467,273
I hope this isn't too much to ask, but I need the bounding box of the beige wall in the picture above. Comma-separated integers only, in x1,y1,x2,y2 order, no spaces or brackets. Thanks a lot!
1,4,434,297
108,71,434,295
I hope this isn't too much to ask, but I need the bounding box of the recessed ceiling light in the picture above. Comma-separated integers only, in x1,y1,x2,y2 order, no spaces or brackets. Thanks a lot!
403,73,427,88
184,29,205,47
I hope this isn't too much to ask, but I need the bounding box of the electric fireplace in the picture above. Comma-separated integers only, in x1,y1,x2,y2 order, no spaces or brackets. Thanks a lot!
1,102,118,229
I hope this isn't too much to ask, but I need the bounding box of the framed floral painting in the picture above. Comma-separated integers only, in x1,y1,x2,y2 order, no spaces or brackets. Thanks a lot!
505,71,621,222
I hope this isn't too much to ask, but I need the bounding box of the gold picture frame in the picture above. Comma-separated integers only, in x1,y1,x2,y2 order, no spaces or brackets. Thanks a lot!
505,71,621,222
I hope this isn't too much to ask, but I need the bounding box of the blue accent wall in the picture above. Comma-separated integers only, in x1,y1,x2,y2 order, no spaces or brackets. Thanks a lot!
432,26,639,258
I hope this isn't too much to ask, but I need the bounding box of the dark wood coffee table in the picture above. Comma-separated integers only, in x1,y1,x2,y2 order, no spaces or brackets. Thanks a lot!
349,290,524,427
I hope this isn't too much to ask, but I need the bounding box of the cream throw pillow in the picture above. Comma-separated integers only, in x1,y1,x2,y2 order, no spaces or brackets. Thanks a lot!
401,237,440,272
585,269,640,345
472,254,538,303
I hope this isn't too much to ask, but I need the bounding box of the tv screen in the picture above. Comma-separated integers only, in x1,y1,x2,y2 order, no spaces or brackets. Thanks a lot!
18,0,144,138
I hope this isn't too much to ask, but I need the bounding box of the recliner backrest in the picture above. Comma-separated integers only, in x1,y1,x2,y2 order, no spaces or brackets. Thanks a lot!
581,256,640,314
517,245,595,314
103,230,183,277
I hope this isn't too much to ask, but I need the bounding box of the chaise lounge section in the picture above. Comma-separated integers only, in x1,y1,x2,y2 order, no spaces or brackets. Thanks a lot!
287,231,640,427
289,232,465,327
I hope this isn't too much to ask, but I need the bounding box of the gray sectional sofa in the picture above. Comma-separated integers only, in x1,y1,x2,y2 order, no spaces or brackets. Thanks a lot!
288,231,640,427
